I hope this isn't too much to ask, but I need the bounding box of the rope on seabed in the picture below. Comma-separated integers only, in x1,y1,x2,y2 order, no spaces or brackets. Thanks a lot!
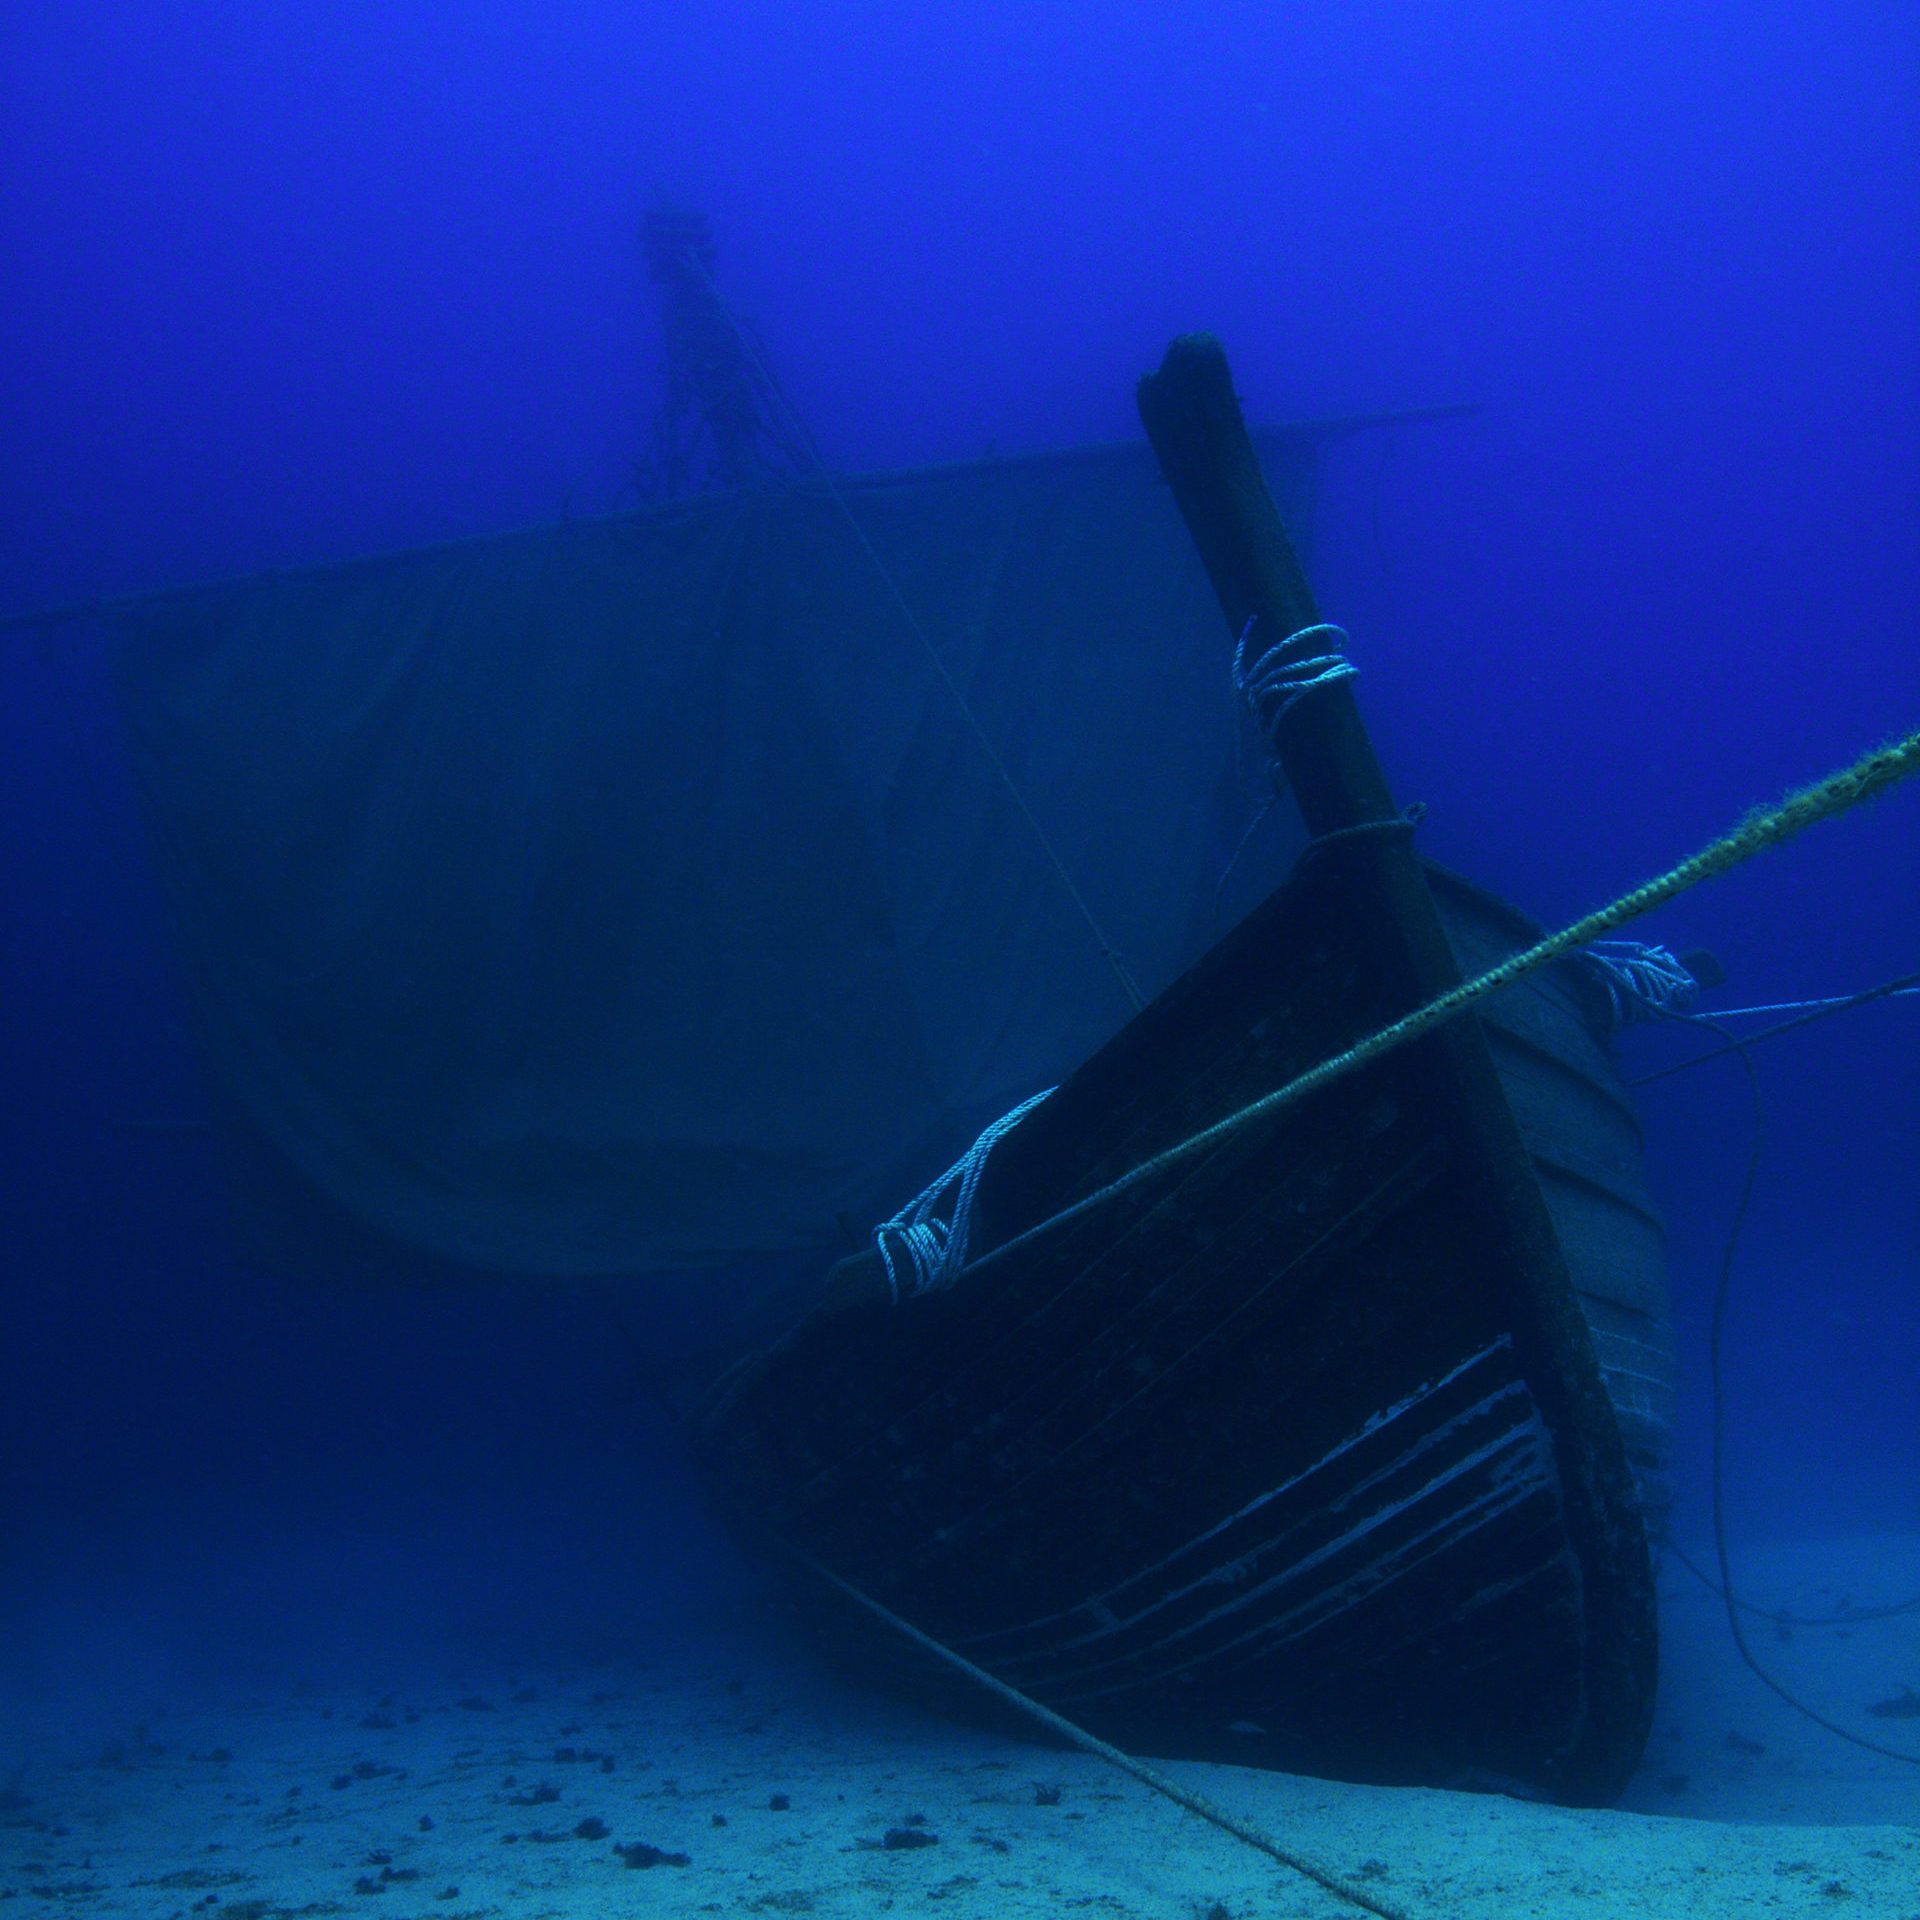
784,1541,1420,1920
963,724,1920,1281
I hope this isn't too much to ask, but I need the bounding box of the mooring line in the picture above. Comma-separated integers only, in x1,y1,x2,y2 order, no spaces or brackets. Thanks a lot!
783,1541,1419,1920
961,726,1920,1282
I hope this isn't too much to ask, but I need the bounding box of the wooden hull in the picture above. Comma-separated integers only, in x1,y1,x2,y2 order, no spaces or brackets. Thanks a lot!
693,844,1668,1805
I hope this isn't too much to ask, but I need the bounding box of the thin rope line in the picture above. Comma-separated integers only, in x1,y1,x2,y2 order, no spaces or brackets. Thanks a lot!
1664,1536,1920,1629
1628,964,1920,1090
1683,985,1920,1020
1686,1010,1920,1768
957,727,1920,1284
678,246,1146,1014
781,1540,1419,1920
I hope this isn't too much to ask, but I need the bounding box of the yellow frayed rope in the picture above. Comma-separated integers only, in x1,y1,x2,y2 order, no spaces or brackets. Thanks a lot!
972,726,1920,1276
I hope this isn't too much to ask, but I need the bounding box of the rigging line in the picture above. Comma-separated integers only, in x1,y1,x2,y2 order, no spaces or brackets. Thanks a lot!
772,1535,1419,1920
676,244,1147,1014
1684,1009,1920,1770
954,726,1920,1287
1627,965,1920,1090
1690,984,1920,1020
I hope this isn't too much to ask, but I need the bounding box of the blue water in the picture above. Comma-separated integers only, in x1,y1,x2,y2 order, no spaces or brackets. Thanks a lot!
3,0,1916,1848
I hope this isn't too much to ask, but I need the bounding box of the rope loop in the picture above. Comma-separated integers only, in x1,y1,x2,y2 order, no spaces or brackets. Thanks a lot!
874,1088,1055,1304
1233,615,1356,748
1574,939,1701,1027
1295,806,1426,867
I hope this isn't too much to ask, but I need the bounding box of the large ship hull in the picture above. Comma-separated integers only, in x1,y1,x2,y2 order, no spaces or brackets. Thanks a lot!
693,848,1669,1806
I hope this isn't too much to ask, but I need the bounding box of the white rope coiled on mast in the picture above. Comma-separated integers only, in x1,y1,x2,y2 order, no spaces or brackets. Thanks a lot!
1232,615,1356,746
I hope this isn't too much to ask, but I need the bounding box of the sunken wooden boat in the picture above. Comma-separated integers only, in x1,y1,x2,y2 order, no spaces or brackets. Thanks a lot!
692,337,1673,1808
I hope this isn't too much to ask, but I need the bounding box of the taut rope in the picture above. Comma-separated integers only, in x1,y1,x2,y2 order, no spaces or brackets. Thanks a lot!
787,1541,1419,1920
964,725,1920,1281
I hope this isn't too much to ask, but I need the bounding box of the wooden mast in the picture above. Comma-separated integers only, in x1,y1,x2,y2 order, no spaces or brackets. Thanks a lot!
1137,332,1396,841
1136,332,1656,1801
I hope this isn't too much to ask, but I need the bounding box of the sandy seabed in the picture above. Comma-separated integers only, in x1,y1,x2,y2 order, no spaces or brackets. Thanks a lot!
4,1536,1916,1920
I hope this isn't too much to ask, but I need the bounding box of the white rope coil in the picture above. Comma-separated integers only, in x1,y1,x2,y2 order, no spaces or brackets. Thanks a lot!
1232,616,1356,744
1575,939,1700,1026
874,1088,1055,1304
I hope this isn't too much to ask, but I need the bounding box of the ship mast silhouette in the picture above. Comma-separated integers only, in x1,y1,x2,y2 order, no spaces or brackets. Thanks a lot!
641,206,818,497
